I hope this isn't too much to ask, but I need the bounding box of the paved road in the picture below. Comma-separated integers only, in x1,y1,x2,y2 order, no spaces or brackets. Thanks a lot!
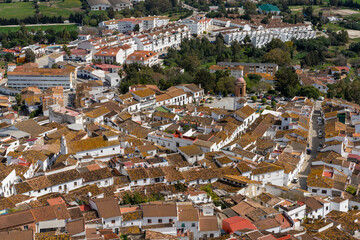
293,100,324,189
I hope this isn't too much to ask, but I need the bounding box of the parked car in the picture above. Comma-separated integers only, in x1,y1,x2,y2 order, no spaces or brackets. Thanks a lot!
306,148,311,154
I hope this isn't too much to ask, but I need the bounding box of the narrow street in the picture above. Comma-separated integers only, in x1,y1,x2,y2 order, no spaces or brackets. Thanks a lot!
294,100,324,190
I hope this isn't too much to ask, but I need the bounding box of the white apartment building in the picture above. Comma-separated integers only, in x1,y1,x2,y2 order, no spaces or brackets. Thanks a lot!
7,67,75,90
222,24,316,48
117,16,169,33
181,16,213,35
94,45,134,64
126,50,159,66
99,19,120,29
135,24,191,53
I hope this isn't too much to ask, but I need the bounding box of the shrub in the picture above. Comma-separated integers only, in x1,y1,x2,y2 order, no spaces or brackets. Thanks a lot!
346,185,357,195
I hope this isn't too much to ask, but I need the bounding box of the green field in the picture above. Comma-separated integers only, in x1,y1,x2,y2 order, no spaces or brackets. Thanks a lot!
288,5,326,13
0,0,83,19
0,2,35,19
0,24,77,33
323,22,347,31
38,0,82,18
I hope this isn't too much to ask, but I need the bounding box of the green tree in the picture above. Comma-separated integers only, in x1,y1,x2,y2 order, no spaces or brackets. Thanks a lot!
133,24,140,32
194,69,216,93
216,76,235,95
174,182,187,192
63,45,71,56
261,17,269,24
251,96,257,102
275,67,300,97
297,86,320,100
271,100,276,107
25,49,36,63
182,55,200,73
106,7,115,19
262,48,291,66
15,94,22,105
5,53,14,62
243,1,257,15
261,98,267,104
120,234,129,240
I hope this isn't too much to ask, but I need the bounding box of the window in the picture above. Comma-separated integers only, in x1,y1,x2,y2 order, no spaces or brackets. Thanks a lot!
23,225,28,230
181,223,185,227
112,220,115,224
312,189,317,193
101,150,103,153
105,180,108,185
191,223,195,227
158,219,162,223
326,206,329,210
169,219,173,223
295,213,298,217
322,190,327,194
113,148,115,150
210,234,214,237
148,219,152,224
74,182,77,186
59,186,62,190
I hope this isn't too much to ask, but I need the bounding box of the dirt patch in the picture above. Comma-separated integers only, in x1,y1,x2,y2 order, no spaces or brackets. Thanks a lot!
346,29,360,39
320,7,360,16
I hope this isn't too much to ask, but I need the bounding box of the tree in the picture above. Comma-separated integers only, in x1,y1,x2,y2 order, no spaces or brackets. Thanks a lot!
118,69,125,79
120,234,129,240
262,48,291,66
25,49,35,63
15,94,22,105
275,67,300,97
251,96,257,102
271,100,276,107
5,53,14,62
261,17,269,24
243,1,257,15
297,86,320,100
106,7,115,19
261,98,267,104
174,182,187,192
182,55,200,73
133,24,140,32
216,76,235,95
194,69,216,93
63,44,71,56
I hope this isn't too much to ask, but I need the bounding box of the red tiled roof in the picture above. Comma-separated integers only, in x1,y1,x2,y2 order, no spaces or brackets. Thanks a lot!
223,216,257,233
